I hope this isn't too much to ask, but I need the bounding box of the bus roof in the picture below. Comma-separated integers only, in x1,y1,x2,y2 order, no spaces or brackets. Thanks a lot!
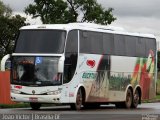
20,23,156,39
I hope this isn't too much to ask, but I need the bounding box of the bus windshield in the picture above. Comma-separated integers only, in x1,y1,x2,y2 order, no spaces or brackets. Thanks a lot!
14,30,66,53
11,56,62,86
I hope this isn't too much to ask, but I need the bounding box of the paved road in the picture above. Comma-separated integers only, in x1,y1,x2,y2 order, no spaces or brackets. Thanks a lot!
0,103,160,120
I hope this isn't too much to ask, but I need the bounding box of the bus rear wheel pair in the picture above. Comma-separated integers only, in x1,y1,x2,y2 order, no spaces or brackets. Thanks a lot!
70,88,140,110
115,89,140,109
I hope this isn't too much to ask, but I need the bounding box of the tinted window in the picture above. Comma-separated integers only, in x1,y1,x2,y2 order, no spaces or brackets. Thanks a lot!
80,31,90,53
11,56,62,86
15,30,66,53
114,34,126,55
125,36,137,56
89,32,103,54
80,31,103,54
65,30,78,53
145,38,156,56
79,30,156,57
103,33,114,54
64,30,78,83
136,37,146,57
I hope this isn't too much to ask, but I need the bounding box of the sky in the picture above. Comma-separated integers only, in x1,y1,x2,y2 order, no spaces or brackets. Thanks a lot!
2,0,160,43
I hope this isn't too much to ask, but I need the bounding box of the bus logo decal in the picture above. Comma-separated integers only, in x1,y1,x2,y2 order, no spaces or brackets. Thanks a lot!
32,90,35,95
86,60,95,68
82,72,97,79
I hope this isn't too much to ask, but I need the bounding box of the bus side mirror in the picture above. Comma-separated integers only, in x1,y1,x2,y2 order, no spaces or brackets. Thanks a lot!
1,54,11,71
58,55,65,73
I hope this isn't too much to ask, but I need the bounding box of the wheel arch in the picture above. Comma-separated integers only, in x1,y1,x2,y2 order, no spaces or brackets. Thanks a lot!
125,85,133,99
74,84,86,104
79,86,86,104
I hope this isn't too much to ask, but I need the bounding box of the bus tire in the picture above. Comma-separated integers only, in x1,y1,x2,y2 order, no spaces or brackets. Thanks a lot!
30,103,41,110
124,89,133,109
131,89,140,108
70,89,83,110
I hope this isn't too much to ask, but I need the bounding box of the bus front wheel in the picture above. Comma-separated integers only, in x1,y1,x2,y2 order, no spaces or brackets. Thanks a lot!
70,89,83,110
30,103,41,110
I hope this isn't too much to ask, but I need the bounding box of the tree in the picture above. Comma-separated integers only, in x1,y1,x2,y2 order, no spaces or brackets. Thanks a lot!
0,1,12,17
0,1,28,59
25,0,116,24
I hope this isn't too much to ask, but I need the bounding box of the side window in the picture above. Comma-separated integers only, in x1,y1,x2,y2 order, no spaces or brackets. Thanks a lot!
89,31,103,54
80,31,103,54
65,30,78,53
64,30,78,83
136,37,146,57
145,38,156,56
80,31,91,53
114,34,126,56
103,33,114,55
125,36,137,57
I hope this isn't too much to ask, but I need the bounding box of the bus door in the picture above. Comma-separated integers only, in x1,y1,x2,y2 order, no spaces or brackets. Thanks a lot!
63,30,78,101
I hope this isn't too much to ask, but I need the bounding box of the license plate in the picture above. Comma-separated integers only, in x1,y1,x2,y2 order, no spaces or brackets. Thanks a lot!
29,97,38,102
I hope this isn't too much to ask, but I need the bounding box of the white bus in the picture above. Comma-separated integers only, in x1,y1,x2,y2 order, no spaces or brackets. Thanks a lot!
2,23,157,110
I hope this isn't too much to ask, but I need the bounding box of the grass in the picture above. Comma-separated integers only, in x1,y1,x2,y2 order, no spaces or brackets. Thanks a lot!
0,103,30,108
0,103,56,109
142,94,160,103
155,94,160,99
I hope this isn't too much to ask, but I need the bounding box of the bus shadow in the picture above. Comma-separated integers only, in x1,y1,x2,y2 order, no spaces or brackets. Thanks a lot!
22,105,153,112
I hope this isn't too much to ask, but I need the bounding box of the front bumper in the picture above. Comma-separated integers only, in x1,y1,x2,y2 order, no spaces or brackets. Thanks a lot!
11,93,61,103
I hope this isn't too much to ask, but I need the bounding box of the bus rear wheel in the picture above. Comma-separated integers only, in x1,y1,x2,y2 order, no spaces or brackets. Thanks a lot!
70,89,83,110
30,103,41,110
124,89,133,108
132,89,140,108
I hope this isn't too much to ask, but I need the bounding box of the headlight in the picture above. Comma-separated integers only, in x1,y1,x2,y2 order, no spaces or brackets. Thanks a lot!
47,90,61,95
11,89,21,94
